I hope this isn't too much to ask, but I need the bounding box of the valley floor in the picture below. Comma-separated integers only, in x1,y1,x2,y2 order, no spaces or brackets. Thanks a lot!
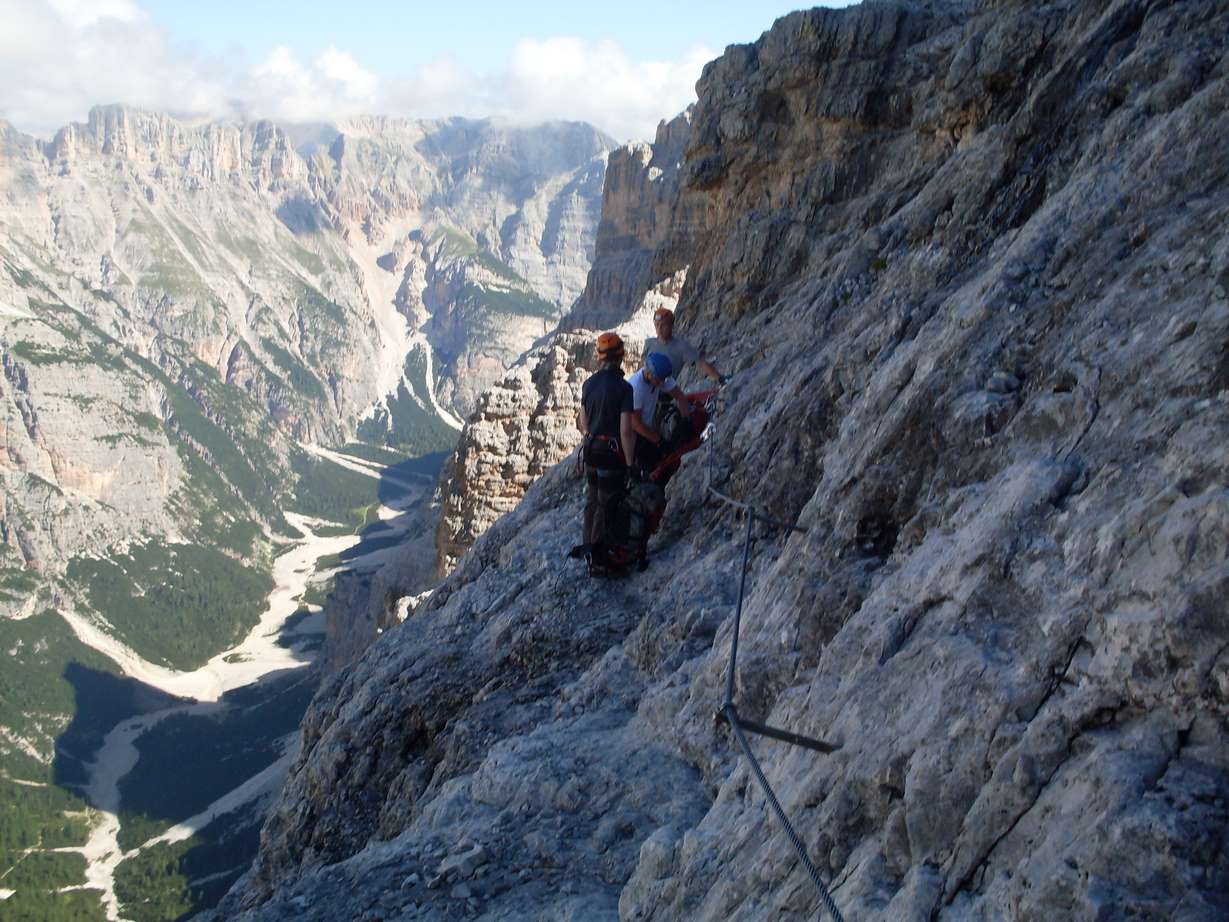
51,473,425,921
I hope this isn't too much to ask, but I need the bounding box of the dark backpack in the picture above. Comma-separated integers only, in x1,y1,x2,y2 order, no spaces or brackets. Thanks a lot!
570,478,665,576
646,388,715,487
623,479,666,550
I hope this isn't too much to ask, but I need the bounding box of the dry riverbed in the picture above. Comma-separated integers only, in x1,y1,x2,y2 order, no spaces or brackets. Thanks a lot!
56,487,419,921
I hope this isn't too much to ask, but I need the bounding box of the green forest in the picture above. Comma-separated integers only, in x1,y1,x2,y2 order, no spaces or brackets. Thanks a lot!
117,673,318,851
0,779,93,872
288,448,383,531
114,811,262,922
66,543,273,671
0,888,107,922
0,614,131,922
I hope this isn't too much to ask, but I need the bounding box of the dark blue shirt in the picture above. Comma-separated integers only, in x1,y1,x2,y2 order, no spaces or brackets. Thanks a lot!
582,366,633,440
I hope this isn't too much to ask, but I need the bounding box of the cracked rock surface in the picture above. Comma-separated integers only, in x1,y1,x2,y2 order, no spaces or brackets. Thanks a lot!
216,2,1229,919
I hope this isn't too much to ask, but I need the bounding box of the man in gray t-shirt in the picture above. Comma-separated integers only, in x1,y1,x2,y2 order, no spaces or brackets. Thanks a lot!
645,307,724,384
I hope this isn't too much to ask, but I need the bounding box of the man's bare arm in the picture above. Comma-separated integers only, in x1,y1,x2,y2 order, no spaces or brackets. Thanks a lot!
697,357,722,382
620,411,638,464
666,385,693,417
576,404,589,434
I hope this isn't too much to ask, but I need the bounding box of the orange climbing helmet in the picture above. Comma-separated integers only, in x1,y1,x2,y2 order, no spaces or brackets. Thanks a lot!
596,332,624,361
653,307,674,323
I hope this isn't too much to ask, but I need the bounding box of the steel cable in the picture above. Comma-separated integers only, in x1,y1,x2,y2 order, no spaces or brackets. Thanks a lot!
726,704,847,922
698,384,847,922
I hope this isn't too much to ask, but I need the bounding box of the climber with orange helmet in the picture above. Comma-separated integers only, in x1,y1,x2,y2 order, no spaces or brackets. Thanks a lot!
576,332,635,546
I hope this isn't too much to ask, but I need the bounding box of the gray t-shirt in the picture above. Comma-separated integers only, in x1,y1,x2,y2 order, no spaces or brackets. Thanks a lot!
645,335,699,378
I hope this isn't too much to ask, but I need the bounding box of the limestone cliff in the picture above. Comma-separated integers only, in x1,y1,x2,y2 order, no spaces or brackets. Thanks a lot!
563,110,695,333
432,332,593,574
218,2,1229,920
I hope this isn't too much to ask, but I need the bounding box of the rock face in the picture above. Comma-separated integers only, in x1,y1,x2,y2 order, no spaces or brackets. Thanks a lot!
564,111,696,333
433,332,593,573
320,115,612,413
217,2,1229,921
0,108,612,577
15,106,612,423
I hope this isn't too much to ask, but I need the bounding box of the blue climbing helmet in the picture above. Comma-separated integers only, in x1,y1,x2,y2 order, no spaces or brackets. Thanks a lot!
646,352,672,381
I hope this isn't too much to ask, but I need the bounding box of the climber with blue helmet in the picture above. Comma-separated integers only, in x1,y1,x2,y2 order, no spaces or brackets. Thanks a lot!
627,351,692,472
647,352,671,379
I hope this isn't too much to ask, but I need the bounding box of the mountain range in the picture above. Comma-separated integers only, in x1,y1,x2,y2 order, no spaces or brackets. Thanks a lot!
3,0,1229,920
0,105,613,920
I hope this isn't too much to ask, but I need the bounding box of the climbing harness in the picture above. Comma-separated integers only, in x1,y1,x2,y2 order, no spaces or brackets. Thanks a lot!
702,385,848,922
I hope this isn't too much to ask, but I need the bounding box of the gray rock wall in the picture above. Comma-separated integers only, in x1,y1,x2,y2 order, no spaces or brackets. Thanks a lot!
564,111,695,334
217,2,1229,920
433,332,593,574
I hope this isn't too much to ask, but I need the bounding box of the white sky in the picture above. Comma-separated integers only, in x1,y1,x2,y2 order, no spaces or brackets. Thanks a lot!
0,1,857,143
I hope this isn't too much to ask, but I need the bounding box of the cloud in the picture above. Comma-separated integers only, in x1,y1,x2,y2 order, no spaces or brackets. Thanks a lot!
0,1,711,142
502,37,713,140
0,0,230,133
47,0,142,27
386,38,713,142
317,48,379,100
249,45,380,122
